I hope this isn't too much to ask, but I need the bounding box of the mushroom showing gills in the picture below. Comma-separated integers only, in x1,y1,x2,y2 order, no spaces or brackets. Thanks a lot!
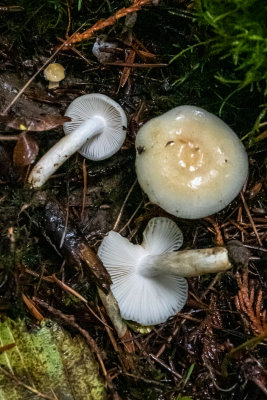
98,217,232,326
135,106,248,219
28,94,127,188
44,63,65,89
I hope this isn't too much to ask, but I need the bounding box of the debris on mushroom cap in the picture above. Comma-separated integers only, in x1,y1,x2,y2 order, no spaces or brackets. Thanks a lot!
135,105,249,219
98,217,188,326
44,63,65,89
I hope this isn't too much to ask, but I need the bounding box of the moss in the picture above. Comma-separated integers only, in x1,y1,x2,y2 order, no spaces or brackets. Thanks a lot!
0,317,107,400
172,0,267,93
170,0,267,141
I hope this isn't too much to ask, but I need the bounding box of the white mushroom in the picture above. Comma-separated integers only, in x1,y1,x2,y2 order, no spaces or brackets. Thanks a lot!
135,106,248,219
44,63,65,89
98,217,232,326
28,94,127,188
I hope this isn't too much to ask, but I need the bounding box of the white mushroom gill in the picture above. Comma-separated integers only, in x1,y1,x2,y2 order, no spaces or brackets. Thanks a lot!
98,217,232,326
28,94,127,188
98,217,187,326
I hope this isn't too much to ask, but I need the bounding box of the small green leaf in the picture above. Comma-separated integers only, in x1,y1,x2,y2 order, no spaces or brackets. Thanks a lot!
78,0,82,11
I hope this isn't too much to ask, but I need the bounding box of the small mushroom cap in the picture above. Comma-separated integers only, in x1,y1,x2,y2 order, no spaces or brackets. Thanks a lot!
98,217,188,326
135,106,248,219
64,93,127,160
44,63,65,83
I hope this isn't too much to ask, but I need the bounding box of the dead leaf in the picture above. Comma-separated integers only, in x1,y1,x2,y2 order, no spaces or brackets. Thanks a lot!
13,132,39,166
118,49,136,90
0,114,71,131
22,293,44,322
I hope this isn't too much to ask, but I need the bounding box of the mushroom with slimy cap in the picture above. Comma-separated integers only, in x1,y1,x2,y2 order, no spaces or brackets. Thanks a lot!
28,93,127,188
98,217,232,326
135,106,248,219
44,63,65,89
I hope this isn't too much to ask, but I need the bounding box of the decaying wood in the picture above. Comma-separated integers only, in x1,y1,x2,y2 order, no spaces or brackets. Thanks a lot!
41,200,129,342
42,200,111,293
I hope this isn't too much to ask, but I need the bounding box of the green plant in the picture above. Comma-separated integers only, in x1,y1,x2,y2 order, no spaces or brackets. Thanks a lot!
198,0,266,90
170,0,267,137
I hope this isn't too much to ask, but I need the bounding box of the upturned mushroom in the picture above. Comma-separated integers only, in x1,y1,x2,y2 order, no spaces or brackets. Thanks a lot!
98,217,232,325
28,93,127,188
135,106,248,219
44,63,65,89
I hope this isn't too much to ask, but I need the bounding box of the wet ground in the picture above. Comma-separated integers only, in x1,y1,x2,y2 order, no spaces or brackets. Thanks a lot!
0,1,266,399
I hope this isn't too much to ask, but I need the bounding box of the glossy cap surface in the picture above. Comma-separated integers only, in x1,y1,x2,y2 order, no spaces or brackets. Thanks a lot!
135,106,248,219
44,63,65,82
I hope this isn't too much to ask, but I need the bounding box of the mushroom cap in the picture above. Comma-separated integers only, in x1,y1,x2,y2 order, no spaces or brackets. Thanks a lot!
44,63,65,82
64,93,127,161
98,217,188,326
135,106,248,219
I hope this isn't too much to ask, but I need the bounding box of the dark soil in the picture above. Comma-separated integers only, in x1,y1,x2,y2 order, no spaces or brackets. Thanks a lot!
0,1,266,399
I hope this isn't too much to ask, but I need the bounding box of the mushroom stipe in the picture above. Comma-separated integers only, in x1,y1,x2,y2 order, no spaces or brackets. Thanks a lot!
98,217,232,326
28,94,127,188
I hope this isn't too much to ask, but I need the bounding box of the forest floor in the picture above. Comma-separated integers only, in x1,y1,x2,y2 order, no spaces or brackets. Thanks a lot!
0,1,266,399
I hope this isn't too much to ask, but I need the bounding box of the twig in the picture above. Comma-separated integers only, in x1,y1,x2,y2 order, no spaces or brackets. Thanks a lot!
119,199,143,234
81,159,87,221
240,192,262,246
63,0,153,48
113,179,137,231
0,135,19,140
149,353,182,379
32,297,106,369
0,366,56,400
222,330,267,377
243,244,267,253
2,41,67,115
59,202,69,249
156,325,180,358
58,37,94,66
200,272,223,300
22,293,44,322
117,49,136,91
106,62,167,67
1,21,88,115
123,372,165,386
98,288,128,339
32,298,123,399
52,274,88,303
251,377,267,396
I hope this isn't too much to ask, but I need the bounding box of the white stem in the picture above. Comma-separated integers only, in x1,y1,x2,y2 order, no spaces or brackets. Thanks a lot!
28,117,105,188
138,247,231,277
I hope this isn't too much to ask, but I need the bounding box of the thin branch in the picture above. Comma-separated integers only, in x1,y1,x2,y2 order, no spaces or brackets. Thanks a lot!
63,0,153,48
113,179,137,231
0,366,57,400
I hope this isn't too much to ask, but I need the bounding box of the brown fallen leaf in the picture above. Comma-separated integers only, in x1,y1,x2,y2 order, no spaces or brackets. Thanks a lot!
13,132,39,166
22,293,44,322
0,114,71,131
